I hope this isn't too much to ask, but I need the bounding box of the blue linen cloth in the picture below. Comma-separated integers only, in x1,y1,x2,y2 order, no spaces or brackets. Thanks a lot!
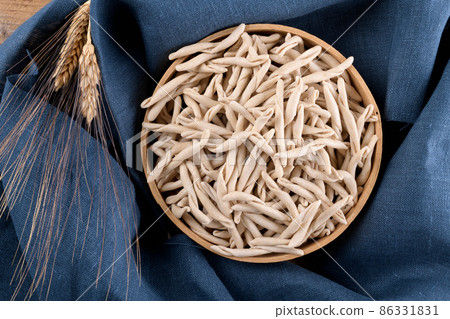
0,0,449,300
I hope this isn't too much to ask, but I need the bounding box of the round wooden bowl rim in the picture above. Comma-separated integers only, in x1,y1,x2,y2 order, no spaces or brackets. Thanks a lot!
141,24,383,263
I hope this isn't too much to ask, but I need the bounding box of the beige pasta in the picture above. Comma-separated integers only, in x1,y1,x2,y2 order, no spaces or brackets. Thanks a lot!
141,24,378,257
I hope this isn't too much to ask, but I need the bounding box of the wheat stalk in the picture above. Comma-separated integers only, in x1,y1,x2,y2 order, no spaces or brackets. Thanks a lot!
78,24,100,125
1,1,139,300
53,1,90,90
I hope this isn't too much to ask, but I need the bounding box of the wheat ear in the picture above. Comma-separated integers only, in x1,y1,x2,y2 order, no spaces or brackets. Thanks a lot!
53,1,90,90
78,23,100,125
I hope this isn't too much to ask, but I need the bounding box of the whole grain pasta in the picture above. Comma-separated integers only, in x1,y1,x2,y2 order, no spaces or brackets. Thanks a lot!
141,24,378,257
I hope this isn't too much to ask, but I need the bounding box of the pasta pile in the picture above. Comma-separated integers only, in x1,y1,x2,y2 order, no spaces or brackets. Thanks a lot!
141,24,378,257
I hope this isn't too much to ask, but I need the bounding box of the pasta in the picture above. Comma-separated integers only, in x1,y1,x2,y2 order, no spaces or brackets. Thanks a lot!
141,24,378,257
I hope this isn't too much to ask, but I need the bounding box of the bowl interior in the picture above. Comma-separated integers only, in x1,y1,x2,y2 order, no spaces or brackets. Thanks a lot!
141,24,383,263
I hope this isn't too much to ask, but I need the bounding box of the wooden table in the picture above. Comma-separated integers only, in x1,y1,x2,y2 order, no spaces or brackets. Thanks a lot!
0,0,51,44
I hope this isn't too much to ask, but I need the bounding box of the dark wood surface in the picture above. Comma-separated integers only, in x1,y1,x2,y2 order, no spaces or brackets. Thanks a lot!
0,0,52,44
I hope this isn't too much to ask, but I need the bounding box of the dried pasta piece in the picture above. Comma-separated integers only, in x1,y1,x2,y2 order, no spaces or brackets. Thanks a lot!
254,245,304,256
247,202,291,222
250,237,290,246
211,23,246,53
285,77,304,125
309,196,353,233
212,56,269,68
169,42,217,60
176,53,221,72
291,177,333,206
270,46,321,77
337,77,360,154
183,214,229,246
245,213,286,233
261,171,299,219
223,191,265,204
302,57,353,84
141,73,194,109
279,200,321,239
210,245,269,257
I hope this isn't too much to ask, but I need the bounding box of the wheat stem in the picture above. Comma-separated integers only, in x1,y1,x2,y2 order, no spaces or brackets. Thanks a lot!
53,1,90,90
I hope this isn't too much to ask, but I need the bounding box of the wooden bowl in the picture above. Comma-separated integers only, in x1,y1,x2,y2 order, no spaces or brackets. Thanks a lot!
141,24,383,263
